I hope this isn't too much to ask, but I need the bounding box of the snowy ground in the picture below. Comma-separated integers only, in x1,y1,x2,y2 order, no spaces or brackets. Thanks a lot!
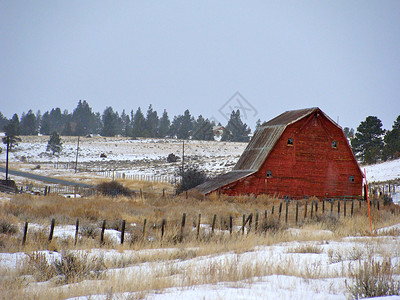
0,136,246,183
1,223,400,299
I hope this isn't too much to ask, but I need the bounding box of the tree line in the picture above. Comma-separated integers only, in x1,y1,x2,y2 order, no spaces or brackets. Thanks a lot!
0,100,251,147
1,101,399,166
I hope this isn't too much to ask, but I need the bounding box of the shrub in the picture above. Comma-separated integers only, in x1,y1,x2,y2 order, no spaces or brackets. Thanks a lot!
176,166,208,194
347,258,400,299
97,181,133,197
53,252,105,283
167,153,179,163
0,220,18,235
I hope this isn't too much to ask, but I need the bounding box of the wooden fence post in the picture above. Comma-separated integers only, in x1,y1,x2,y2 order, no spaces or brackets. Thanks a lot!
271,206,274,215
304,201,308,219
344,200,347,217
331,200,334,215
351,200,354,217
377,200,380,211
248,213,253,234
229,215,233,235
120,220,126,245
211,214,216,235
100,220,106,246
242,214,246,235
322,200,325,214
315,201,318,213
161,219,166,244
180,213,186,238
142,219,147,241
197,214,201,240
22,221,28,246
74,218,79,246
48,218,55,242
295,202,299,224
337,200,341,218
279,203,282,220
310,200,314,219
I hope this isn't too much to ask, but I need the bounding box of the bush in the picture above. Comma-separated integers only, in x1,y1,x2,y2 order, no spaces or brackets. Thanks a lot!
176,166,208,194
167,153,180,163
347,258,400,299
97,181,133,197
0,220,18,235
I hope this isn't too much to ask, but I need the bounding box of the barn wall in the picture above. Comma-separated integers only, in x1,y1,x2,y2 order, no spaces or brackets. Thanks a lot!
255,112,363,198
220,111,363,198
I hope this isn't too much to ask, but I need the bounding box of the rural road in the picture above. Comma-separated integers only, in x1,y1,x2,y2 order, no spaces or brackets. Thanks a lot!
0,166,94,188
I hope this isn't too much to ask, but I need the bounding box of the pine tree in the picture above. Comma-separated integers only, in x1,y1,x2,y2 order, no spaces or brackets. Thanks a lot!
120,110,132,137
0,112,8,132
2,114,21,149
47,131,63,154
171,110,193,139
132,107,146,138
20,109,38,135
158,109,170,138
255,119,261,129
351,116,384,164
71,100,95,135
101,107,120,137
343,127,355,139
192,115,214,140
383,115,400,160
145,104,159,137
221,110,251,142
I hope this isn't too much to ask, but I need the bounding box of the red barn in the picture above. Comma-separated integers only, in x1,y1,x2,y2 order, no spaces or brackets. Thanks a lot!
195,107,364,199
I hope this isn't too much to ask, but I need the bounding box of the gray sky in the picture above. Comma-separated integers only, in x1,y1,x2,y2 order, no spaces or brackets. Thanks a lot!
1,1,399,130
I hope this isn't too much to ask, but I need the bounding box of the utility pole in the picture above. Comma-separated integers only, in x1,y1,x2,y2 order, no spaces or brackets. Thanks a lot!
182,140,185,171
5,136,10,182
75,136,80,173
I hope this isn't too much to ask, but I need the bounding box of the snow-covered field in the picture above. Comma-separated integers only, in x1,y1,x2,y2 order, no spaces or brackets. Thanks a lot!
1,223,400,299
0,136,245,182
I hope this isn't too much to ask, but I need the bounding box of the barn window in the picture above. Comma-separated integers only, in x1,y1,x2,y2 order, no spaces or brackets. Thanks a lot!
332,141,337,148
267,170,272,177
349,176,355,183
287,138,293,146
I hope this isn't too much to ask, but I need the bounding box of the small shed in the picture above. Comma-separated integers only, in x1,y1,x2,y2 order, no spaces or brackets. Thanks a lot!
195,107,364,199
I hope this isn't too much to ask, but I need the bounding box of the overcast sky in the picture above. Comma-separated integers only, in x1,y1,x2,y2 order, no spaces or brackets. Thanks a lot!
1,1,399,131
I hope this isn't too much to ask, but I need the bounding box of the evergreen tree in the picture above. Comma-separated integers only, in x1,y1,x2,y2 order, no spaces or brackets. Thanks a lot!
20,109,38,135
383,115,400,160
101,107,120,137
132,107,146,138
343,127,355,139
71,100,95,135
0,112,9,132
351,116,384,164
145,104,159,137
46,131,63,154
170,110,194,139
158,109,170,138
2,114,21,149
221,110,251,142
192,115,214,140
120,109,132,137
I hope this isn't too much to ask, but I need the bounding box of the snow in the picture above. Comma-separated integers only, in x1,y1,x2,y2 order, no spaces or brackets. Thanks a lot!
1,224,400,299
364,159,400,183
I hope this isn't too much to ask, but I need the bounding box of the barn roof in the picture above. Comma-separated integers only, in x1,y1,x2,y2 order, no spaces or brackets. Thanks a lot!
234,107,320,171
194,170,255,195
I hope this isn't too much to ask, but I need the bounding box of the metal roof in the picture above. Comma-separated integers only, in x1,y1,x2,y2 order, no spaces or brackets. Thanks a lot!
194,170,255,195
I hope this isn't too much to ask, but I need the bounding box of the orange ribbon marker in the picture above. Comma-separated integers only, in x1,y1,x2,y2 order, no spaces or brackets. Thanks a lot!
364,168,373,237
